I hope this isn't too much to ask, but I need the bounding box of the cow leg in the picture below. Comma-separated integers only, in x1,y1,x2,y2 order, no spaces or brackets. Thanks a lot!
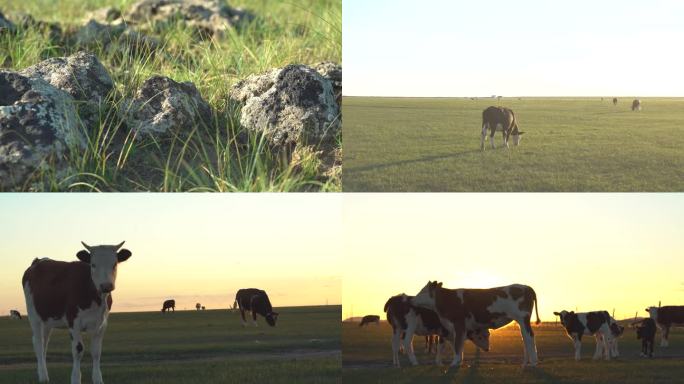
490,126,497,149
519,315,538,366
449,323,466,367
251,310,258,327
502,127,509,149
481,123,488,151
592,334,605,360
661,325,670,347
435,337,445,365
573,335,582,361
30,321,50,383
69,329,84,384
611,337,619,358
91,325,106,384
391,329,402,368
240,309,247,326
403,324,419,366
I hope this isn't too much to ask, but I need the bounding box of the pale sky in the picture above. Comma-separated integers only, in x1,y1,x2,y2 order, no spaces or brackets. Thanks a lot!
343,194,684,321
344,0,684,97
0,194,341,314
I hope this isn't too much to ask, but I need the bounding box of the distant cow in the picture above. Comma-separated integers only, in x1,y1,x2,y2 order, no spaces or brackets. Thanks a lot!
480,106,525,150
234,288,279,327
636,318,657,358
359,315,380,327
413,282,539,367
385,293,490,367
632,99,641,111
195,303,201,311
10,310,22,320
613,97,618,106
553,310,621,360
201,306,206,311
162,299,175,313
646,306,684,346
22,241,132,384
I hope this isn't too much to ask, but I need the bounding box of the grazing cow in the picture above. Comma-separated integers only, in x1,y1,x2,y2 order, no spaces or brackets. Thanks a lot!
553,310,620,360
234,288,279,327
646,306,684,346
412,283,538,367
632,99,641,111
636,318,657,358
480,106,525,150
161,299,175,313
385,293,490,367
10,310,22,320
201,306,206,310
613,97,618,106
195,303,201,311
22,241,132,384
359,315,380,327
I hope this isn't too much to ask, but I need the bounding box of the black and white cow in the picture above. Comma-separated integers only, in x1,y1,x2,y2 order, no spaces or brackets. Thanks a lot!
359,315,380,327
553,310,622,360
646,306,684,347
384,293,490,367
10,310,22,320
613,97,618,106
632,99,641,111
636,318,657,358
161,299,175,313
234,288,279,327
480,106,525,150
412,282,539,367
22,241,132,384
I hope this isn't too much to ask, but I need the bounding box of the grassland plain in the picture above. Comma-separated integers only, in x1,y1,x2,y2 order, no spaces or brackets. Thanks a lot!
0,0,341,191
342,321,684,384
342,97,684,192
0,305,341,383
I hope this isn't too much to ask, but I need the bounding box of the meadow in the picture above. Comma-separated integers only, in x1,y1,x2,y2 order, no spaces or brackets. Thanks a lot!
342,321,684,384
342,97,684,192
0,305,341,383
0,0,341,191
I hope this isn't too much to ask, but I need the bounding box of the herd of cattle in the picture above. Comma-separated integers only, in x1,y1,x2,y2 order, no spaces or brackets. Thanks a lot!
11,242,279,384
480,97,641,151
358,281,683,367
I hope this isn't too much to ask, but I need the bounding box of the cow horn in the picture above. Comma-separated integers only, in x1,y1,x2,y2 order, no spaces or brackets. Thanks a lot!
81,241,92,251
114,241,125,251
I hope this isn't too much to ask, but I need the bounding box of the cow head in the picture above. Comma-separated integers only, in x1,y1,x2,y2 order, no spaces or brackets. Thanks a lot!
467,328,490,352
512,131,525,146
77,241,132,294
610,322,625,337
412,281,441,309
553,310,572,326
645,307,658,321
265,311,279,327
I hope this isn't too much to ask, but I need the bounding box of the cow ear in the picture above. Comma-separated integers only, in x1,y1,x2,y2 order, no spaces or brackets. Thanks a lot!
437,282,443,288
77,250,91,263
117,249,132,262
553,312,560,316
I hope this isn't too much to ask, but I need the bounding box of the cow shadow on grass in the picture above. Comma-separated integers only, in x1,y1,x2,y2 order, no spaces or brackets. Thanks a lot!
346,149,484,175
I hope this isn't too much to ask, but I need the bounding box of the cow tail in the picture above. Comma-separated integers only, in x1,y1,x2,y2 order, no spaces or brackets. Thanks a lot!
383,298,391,313
233,299,238,309
533,290,541,325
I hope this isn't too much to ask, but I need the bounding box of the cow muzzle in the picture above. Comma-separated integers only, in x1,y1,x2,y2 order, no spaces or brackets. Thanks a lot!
100,283,114,293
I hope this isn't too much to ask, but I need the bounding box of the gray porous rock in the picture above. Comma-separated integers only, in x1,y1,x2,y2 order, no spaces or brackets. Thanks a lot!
229,64,341,147
0,71,82,189
124,0,253,39
313,61,342,106
12,12,62,40
120,76,212,137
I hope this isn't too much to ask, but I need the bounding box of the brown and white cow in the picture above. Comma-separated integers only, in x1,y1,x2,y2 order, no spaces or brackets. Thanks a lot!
22,241,132,384
195,303,201,311
412,282,540,367
10,309,22,320
646,306,684,347
234,288,279,327
161,299,175,312
632,99,641,111
359,315,380,327
553,310,622,360
385,293,490,367
480,106,525,150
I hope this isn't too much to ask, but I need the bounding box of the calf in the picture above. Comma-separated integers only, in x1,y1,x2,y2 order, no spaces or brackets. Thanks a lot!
480,106,525,150
234,288,279,327
22,241,132,384
636,318,657,358
10,310,22,320
359,315,380,327
161,299,175,313
646,306,684,346
385,294,490,367
632,99,641,111
613,97,618,106
553,310,619,360
413,282,539,367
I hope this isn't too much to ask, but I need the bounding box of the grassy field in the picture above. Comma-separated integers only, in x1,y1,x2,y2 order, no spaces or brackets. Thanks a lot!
0,0,341,191
342,321,684,384
0,305,341,383
342,97,684,192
